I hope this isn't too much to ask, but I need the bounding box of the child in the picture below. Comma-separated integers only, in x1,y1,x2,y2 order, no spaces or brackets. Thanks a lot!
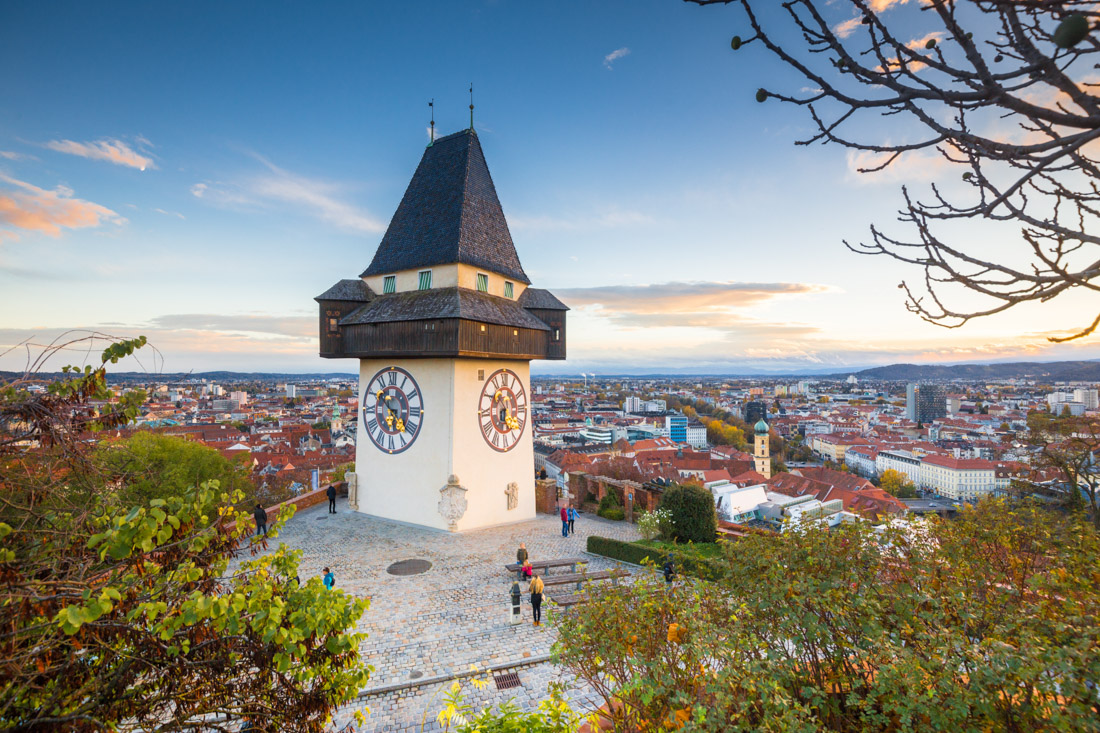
522,558,533,579
323,567,336,590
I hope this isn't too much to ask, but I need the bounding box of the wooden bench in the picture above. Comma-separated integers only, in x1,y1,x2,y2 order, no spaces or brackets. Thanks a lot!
504,557,586,576
540,568,630,591
547,591,588,608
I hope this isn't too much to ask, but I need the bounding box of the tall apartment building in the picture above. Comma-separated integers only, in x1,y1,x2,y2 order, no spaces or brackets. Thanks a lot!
666,415,688,444
1074,388,1099,410
624,396,642,413
906,383,946,424
744,400,768,426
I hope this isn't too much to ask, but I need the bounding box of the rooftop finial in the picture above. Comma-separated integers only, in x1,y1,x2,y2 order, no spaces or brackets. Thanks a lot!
428,98,435,147
469,83,474,131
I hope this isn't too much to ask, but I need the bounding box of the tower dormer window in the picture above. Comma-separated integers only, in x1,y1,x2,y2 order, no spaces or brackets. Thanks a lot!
476,273,488,293
504,281,514,298
383,275,396,294
418,270,432,290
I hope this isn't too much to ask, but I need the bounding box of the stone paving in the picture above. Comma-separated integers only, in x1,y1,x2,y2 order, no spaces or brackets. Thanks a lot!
259,498,641,731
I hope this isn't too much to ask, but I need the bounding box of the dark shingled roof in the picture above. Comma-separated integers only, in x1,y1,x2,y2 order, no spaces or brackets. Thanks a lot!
314,279,374,302
518,288,569,311
340,287,550,330
361,130,530,284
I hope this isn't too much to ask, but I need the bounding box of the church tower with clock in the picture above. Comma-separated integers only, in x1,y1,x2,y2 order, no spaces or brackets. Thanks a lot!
315,128,567,532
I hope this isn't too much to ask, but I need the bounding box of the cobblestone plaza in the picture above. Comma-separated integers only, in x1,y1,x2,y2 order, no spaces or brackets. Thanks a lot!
261,498,641,731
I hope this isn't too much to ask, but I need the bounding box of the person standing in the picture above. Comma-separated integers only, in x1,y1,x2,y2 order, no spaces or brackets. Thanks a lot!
516,543,528,581
559,505,569,537
327,483,337,514
662,554,676,586
567,506,577,535
323,567,335,590
529,572,544,626
253,504,267,538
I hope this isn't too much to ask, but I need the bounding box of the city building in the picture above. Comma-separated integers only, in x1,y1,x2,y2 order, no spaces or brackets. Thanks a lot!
744,401,768,426
666,415,688,444
919,454,997,501
906,383,946,424
753,419,772,479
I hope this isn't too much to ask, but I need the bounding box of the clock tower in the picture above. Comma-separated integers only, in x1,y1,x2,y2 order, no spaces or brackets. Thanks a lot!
316,129,567,531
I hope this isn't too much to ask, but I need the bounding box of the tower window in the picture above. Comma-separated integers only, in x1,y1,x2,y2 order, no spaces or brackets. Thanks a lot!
418,270,432,290
383,275,396,294
504,281,514,298
476,273,488,293
327,317,339,334
553,329,560,341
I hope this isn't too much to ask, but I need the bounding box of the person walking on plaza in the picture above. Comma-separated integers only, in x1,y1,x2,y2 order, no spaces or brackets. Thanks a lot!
253,503,267,538
559,505,569,537
327,483,337,514
567,506,578,535
529,572,544,626
516,543,529,581
323,567,336,590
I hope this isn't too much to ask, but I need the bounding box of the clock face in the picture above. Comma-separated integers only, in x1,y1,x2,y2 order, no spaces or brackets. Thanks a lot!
478,368,527,452
362,366,424,454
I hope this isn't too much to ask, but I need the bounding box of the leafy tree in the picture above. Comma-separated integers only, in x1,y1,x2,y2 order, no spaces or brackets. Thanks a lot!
698,0,1100,341
0,337,370,731
554,499,1100,731
880,467,918,498
1027,411,1100,527
658,484,717,543
97,431,255,509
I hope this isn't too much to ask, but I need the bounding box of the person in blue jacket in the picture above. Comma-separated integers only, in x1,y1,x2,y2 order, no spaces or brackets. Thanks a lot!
323,567,335,590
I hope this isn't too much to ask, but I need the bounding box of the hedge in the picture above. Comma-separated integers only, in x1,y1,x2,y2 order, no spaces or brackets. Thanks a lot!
597,506,625,521
586,535,727,581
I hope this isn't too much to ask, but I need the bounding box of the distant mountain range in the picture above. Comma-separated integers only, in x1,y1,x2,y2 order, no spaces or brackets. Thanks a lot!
4,361,1099,384
852,360,1100,382
0,371,358,384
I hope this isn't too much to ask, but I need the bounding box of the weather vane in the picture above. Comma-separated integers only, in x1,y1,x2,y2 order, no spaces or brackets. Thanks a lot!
429,98,435,146
469,83,474,131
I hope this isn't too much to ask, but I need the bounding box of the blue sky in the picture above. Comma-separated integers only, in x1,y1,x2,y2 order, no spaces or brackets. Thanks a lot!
2,0,1097,375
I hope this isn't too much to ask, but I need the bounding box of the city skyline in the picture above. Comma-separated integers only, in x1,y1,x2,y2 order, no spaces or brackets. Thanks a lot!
3,1,1099,376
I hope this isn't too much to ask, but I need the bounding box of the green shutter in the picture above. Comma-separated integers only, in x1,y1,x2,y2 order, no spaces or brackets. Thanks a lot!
504,281,513,298
383,276,396,294
476,273,488,292
418,270,432,290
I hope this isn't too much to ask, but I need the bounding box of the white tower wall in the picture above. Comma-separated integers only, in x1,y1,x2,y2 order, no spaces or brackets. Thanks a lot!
354,357,535,532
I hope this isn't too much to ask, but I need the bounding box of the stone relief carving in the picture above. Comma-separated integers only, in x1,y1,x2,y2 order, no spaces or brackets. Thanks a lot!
438,474,468,531
505,481,518,511
347,472,359,511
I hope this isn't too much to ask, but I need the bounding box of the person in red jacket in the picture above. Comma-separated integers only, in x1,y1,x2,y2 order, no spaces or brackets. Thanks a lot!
559,505,569,537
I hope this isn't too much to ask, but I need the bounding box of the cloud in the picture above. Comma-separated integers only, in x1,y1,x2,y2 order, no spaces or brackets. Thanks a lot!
148,313,314,339
191,154,383,233
556,281,825,314
0,151,27,160
44,138,154,171
834,16,863,39
604,47,631,69
154,208,185,220
0,174,124,239
0,314,317,373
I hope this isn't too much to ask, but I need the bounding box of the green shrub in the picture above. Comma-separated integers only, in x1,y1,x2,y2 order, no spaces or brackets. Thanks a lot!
586,535,726,581
597,489,620,513
658,483,717,543
597,506,625,521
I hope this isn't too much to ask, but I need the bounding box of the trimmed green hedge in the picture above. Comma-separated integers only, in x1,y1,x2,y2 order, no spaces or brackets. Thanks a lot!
586,535,727,581
597,506,625,521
